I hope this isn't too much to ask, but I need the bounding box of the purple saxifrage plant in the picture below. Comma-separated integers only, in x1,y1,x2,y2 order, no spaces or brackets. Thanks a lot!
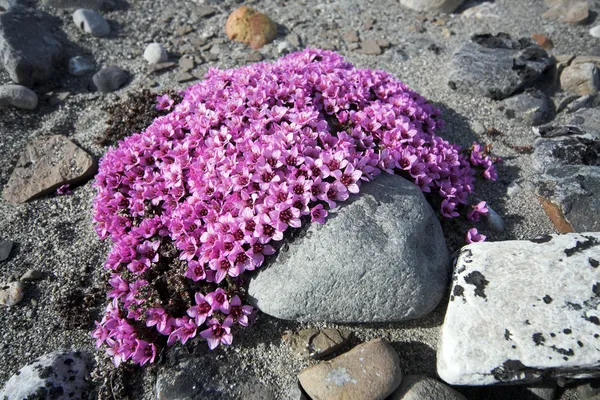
91,49,497,367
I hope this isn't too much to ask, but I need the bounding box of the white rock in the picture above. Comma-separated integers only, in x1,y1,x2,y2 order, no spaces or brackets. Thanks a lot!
0,85,37,110
590,25,600,38
72,8,110,37
0,281,24,306
438,233,600,385
143,43,168,64
400,0,465,13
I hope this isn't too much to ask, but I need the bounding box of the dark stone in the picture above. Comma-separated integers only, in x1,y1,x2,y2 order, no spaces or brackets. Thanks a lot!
530,235,553,243
0,6,63,86
92,66,129,93
500,89,554,126
565,236,599,257
532,333,545,346
42,0,116,10
568,108,600,139
448,33,554,100
543,295,553,304
0,239,13,262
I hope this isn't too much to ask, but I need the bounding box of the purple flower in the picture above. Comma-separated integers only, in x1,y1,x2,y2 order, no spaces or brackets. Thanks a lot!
224,295,253,326
187,292,213,326
167,317,197,346
156,94,174,111
131,340,157,366
205,288,230,314
466,228,486,243
467,201,489,222
56,184,72,195
310,204,328,224
200,318,233,350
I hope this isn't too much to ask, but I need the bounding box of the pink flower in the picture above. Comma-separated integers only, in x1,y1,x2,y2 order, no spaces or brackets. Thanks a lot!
156,94,174,111
311,204,328,224
187,292,213,326
167,317,197,346
224,295,253,326
200,318,233,350
466,228,486,244
205,288,230,314
467,201,489,222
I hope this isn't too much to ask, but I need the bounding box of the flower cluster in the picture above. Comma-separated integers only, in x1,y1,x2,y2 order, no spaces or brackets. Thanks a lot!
92,49,496,366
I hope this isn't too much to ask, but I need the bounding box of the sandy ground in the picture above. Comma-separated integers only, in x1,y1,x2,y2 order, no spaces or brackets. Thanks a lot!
0,0,596,398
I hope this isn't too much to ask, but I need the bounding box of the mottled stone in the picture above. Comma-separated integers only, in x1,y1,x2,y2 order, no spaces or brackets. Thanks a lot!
283,328,352,359
299,339,402,400
543,0,589,24
438,233,600,385
568,108,600,139
2,135,96,204
225,6,277,50
0,281,24,307
356,39,382,55
143,43,168,64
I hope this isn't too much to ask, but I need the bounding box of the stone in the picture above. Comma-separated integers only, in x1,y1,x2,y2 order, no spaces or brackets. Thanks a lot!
561,63,600,96
461,1,500,19
500,89,554,126
437,233,600,385
0,0,22,10
400,0,465,13
0,85,38,110
0,281,24,307
525,381,558,400
175,25,193,36
43,0,116,11
246,52,263,63
175,72,194,83
287,33,301,48
448,33,553,100
533,135,600,171
178,55,195,72
472,120,486,135
68,56,94,76
247,174,450,323
0,6,63,87
543,0,589,24
283,328,352,359
343,29,359,43
575,378,600,399
377,38,391,48
532,33,554,51
196,5,216,18
591,26,600,39
92,66,128,93
356,39,382,55
72,8,110,37
484,204,505,232
0,351,89,399
299,339,401,400
20,269,42,281
225,6,277,50
568,108,600,138
277,41,295,55
2,135,96,204
148,61,176,74
564,94,600,113
0,240,12,262
388,375,467,400
143,43,168,64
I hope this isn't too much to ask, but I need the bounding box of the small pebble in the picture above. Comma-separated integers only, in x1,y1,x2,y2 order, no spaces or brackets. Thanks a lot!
179,56,195,72
72,8,110,37
143,43,168,64
92,66,128,93
484,204,505,232
175,72,194,83
68,56,95,76
343,29,360,43
148,62,176,74
0,85,38,110
356,39,382,55
0,240,13,262
472,120,486,135
287,32,301,47
0,281,25,307
277,41,295,55
20,269,43,282
590,25,600,38
246,52,264,62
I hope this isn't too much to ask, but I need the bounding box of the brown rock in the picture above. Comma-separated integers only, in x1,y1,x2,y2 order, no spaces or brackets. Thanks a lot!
532,34,554,51
356,39,382,55
2,135,96,204
538,197,574,233
283,328,318,358
225,6,277,50
560,62,600,95
543,0,588,24
298,338,402,400
179,55,195,72
377,38,391,48
343,29,360,43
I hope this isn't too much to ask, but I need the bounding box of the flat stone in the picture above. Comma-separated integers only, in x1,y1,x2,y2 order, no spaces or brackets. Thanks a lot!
247,174,450,323
343,29,359,43
299,339,402,400
143,43,168,64
0,85,38,110
0,281,24,307
533,134,600,171
591,26,600,39
287,33,301,47
561,63,600,96
389,375,467,400
196,5,216,18
532,33,554,51
43,0,116,10
356,39,382,55
72,8,110,37
20,269,42,281
461,1,500,19
68,56,95,76
575,378,600,399
568,108,600,138
283,328,352,359
2,135,96,204
565,94,600,113
525,381,558,400
543,0,589,24
178,55,195,72
438,233,600,385
175,71,194,83
0,240,12,262
148,61,176,74
448,33,553,100
500,89,554,126
400,0,465,13
0,6,63,87
0,351,89,399
246,52,263,62
92,66,128,92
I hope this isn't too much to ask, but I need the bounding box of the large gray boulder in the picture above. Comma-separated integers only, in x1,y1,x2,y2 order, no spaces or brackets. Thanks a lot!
0,6,63,87
247,174,450,323
448,33,553,100
438,233,600,385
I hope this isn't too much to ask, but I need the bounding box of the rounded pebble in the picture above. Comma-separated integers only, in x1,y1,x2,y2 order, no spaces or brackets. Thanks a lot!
0,281,25,307
68,56,95,76
72,8,110,37
590,25,600,38
484,204,505,232
20,269,42,282
0,85,38,110
92,66,129,93
143,43,168,64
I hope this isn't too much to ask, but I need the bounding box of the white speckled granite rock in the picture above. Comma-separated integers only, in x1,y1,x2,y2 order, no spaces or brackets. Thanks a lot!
438,233,600,385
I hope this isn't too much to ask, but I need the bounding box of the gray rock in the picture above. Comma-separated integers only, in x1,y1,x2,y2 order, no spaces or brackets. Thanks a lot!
472,120,486,135
68,55,95,76
283,328,352,359
0,281,24,307
484,204,505,232
156,351,276,400
0,6,63,87
400,0,465,13
448,33,553,100
575,378,600,399
43,0,116,10
247,174,450,323
92,66,128,92
20,269,42,281
389,375,467,400
525,380,558,400
356,39,383,55
143,42,168,64
0,351,90,399
2,135,97,204
568,108,600,138
277,41,296,55
299,339,402,400
178,55,194,72
565,94,600,113
500,89,554,126
590,25,600,39
532,135,600,172
543,0,589,24
0,240,12,262
286,33,302,48
0,85,38,110
561,63,600,96
72,8,110,37
0,0,24,10
438,233,600,385
196,5,216,18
